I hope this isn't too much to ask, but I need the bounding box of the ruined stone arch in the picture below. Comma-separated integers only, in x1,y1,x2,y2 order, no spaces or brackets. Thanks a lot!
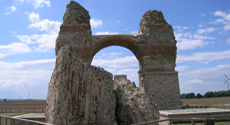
89,36,143,67
50,1,182,115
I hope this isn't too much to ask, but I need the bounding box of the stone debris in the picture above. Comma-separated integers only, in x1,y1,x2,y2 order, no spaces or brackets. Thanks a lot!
114,75,159,125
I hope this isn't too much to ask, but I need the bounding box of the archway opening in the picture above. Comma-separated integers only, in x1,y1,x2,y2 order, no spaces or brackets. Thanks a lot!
91,46,140,87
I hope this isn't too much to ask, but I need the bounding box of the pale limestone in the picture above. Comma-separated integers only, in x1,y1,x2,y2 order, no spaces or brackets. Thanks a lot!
46,1,182,124
114,75,159,125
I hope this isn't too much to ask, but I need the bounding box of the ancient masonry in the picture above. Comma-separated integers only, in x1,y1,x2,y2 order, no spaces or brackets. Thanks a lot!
46,1,182,124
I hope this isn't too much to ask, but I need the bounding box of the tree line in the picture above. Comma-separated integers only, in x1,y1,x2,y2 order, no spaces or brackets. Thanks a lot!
181,90,230,98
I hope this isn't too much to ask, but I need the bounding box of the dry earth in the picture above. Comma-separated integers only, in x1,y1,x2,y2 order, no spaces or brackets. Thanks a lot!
182,97,230,106
0,101,46,113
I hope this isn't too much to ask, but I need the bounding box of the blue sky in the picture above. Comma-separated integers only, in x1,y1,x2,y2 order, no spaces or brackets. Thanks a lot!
0,0,230,99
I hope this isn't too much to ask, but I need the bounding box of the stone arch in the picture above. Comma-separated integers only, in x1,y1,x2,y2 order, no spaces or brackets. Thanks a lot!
52,1,182,110
89,36,143,68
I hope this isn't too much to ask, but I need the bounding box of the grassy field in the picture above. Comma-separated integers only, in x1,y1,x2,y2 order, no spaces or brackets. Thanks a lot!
182,97,230,105
176,122,228,125
0,101,46,113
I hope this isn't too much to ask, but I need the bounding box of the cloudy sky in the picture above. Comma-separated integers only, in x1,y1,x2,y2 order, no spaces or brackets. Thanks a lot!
0,0,230,99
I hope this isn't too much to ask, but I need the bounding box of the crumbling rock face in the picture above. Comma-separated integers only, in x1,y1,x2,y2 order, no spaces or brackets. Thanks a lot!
46,46,116,125
46,46,159,125
62,2,90,27
46,0,181,124
114,75,159,125
139,10,175,45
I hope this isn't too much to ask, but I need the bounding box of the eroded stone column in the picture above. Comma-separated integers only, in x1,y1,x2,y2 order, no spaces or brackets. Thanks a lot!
139,10,182,110
46,45,116,124
46,1,116,124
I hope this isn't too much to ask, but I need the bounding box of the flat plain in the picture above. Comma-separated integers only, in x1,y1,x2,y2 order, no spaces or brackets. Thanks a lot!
182,97,230,106
1,97,230,114
0,101,46,113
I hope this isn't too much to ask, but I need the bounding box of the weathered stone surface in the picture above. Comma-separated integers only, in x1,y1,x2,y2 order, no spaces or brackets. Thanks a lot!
139,10,175,44
62,1,90,27
114,75,159,125
46,46,116,125
141,72,182,110
47,2,182,124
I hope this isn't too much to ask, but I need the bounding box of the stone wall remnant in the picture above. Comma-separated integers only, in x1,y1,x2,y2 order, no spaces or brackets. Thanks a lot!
114,75,159,125
46,46,116,124
46,1,182,124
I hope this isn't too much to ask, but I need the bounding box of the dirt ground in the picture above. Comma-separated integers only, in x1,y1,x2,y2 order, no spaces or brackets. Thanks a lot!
1,98,230,113
0,101,46,113
182,97,230,106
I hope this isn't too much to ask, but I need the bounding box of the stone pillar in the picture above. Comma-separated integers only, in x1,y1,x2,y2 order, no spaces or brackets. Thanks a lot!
55,1,92,65
139,10,182,110
140,71,182,110
46,2,116,124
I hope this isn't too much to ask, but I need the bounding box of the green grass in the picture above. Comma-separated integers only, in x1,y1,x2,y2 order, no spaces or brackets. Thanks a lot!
208,105,230,109
175,122,230,125
0,101,46,105
0,113,27,117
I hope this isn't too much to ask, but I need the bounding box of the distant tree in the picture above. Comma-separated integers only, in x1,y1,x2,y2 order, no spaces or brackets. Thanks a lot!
3,98,6,102
204,91,215,98
185,93,196,98
181,90,230,99
181,94,186,98
196,93,203,98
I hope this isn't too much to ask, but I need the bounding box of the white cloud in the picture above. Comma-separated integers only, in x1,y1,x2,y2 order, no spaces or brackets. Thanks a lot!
201,13,206,16
110,52,122,57
224,24,230,31
11,6,16,12
227,38,230,45
5,6,16,15
93,52,123,60
213,11,230,31
17,34,39,44
17,33,58,52
197,28,215,34
174,26,189,30
177,50,230,64
214,11,226,17
179,64,230,94
92,56,138,68
186,79,203,84
29,19,61,33
16,12,61,52
193,34,214,40
19,0,50,9
95,31,118,35
28,14,61,33
0,42,31,58
175,29,214,51
0,59,55,98
176,65,189,72
90,19,102,28
177,39,209,51
28,12,39,22
115,20,121,24
212,19,226,24
130,31,138,34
